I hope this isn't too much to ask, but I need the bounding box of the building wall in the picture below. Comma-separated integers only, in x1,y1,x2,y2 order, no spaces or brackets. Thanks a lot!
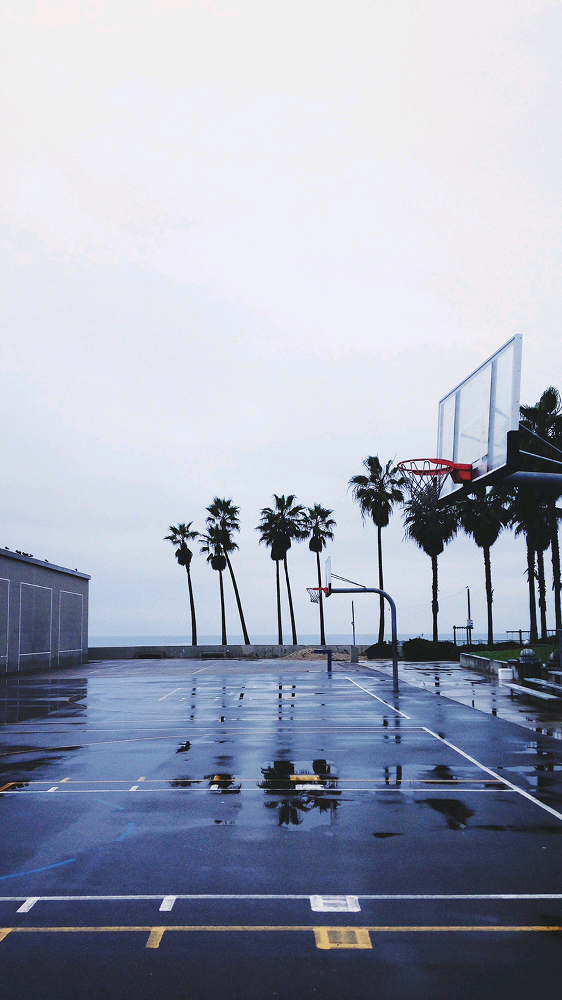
0,551,89,674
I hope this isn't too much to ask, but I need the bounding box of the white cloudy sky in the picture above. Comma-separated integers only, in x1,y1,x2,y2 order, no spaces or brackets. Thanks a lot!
2,0,561,642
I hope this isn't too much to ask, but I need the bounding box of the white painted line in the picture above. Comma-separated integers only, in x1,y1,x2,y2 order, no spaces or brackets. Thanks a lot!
2,893,562,903
423,728,562,824
160,896,176,911
157,688,181,701
16,897,39,913
47,787,58,792
0,787,520,795
345,678,411,718
310,896,361,912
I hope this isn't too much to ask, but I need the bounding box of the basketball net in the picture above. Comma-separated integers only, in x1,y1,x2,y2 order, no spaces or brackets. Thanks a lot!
307,587,327,604
398,458,456,502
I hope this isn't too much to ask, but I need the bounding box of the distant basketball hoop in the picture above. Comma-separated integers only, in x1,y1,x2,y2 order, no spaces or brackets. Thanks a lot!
307,587,328,604
397,458,472,501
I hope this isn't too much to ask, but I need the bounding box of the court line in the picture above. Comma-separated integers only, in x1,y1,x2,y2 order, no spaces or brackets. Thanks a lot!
344,679,411,718
0,787,519,795
423,728,562,823
0,860,76,881
157,688,182,702
1,925,560,940
0,727,423,756
3,892,562,903
8,776,510,785
115,822,135,842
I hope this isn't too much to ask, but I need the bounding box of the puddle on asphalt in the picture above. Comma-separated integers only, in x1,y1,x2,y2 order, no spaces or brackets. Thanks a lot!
417,797,475,830
0,679,88,724
259,760,341,827
0,751,73,782
205,773,241,792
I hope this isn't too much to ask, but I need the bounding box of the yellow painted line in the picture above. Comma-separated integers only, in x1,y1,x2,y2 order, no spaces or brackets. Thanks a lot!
2,925,561,937
0,783,13,792
146,927,166,948
315,928,372,949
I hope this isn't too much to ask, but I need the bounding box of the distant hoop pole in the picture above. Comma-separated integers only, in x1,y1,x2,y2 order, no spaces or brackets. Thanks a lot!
329,579,399,694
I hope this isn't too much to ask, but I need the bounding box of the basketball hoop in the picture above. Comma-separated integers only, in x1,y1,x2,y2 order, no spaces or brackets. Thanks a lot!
397,458,472,501
307,587,328,604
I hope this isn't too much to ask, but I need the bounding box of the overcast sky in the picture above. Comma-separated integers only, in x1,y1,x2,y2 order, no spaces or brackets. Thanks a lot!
2,1,561,642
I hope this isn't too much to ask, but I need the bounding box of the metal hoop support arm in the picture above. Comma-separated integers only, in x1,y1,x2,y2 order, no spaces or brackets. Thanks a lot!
329,577,399,693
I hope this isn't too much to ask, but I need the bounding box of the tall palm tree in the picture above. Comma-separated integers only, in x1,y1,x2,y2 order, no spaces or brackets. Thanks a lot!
303,504,336,646
256,495,306,644
205,498,250,644
520,386,562,631
164,522,199,645
349,457,404,644
403,488,459,642
505,487,551,643
457,488,509,645
199,525,228,645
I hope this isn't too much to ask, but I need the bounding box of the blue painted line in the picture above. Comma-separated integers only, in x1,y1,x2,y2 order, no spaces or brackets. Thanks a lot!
115,822,135,842
93,799,125,810
0,858,76,880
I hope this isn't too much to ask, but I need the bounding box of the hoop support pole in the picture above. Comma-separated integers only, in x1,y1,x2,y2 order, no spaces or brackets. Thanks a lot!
329,585,399,693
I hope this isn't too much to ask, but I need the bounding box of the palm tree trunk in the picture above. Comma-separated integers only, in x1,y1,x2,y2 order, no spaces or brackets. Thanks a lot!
225,554,250,644
537,547,548,642
377,524,385,645
284,555,298,645
316,551,326,646
275,559,283,644
186,566,197,646
549,501,561,631
431,554,439,643
218,570,227,645
527,542,538,643
483,545,494,647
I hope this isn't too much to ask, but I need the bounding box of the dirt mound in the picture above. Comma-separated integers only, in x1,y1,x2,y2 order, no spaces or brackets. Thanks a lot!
284,648,351,661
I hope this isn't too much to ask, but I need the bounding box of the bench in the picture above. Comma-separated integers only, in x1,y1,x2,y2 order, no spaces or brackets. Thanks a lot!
524,677,562,696
502,681,560,702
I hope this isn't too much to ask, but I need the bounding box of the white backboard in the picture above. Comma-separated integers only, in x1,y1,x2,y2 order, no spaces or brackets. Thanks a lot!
324,556,331,594
437,335,522,496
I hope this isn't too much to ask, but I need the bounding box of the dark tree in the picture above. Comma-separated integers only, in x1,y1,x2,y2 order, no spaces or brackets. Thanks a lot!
164,522,199,645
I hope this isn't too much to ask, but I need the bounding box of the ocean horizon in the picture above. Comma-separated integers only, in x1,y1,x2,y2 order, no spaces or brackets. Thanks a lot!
89,632,491,647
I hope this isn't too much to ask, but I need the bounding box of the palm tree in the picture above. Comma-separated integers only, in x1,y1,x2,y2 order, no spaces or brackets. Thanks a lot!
256,495,306,644
205,498,250,644
520,386,562,631
164,522,199,645
349,457,404,644
403,488,459,642
457,488,509,645
302,504,336,645
505,487,551,643
199,525,228,645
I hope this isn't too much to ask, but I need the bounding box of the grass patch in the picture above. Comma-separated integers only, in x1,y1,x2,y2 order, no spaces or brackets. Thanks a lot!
468,645,557,663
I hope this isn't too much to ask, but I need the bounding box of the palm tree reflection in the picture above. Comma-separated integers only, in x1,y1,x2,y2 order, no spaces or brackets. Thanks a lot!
259,759,340,826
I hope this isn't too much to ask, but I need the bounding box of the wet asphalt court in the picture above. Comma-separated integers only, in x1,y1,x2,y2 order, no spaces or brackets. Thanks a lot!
1,658,562,1000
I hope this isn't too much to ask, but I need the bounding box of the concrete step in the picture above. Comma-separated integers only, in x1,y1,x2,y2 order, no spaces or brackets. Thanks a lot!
502,681,561,701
